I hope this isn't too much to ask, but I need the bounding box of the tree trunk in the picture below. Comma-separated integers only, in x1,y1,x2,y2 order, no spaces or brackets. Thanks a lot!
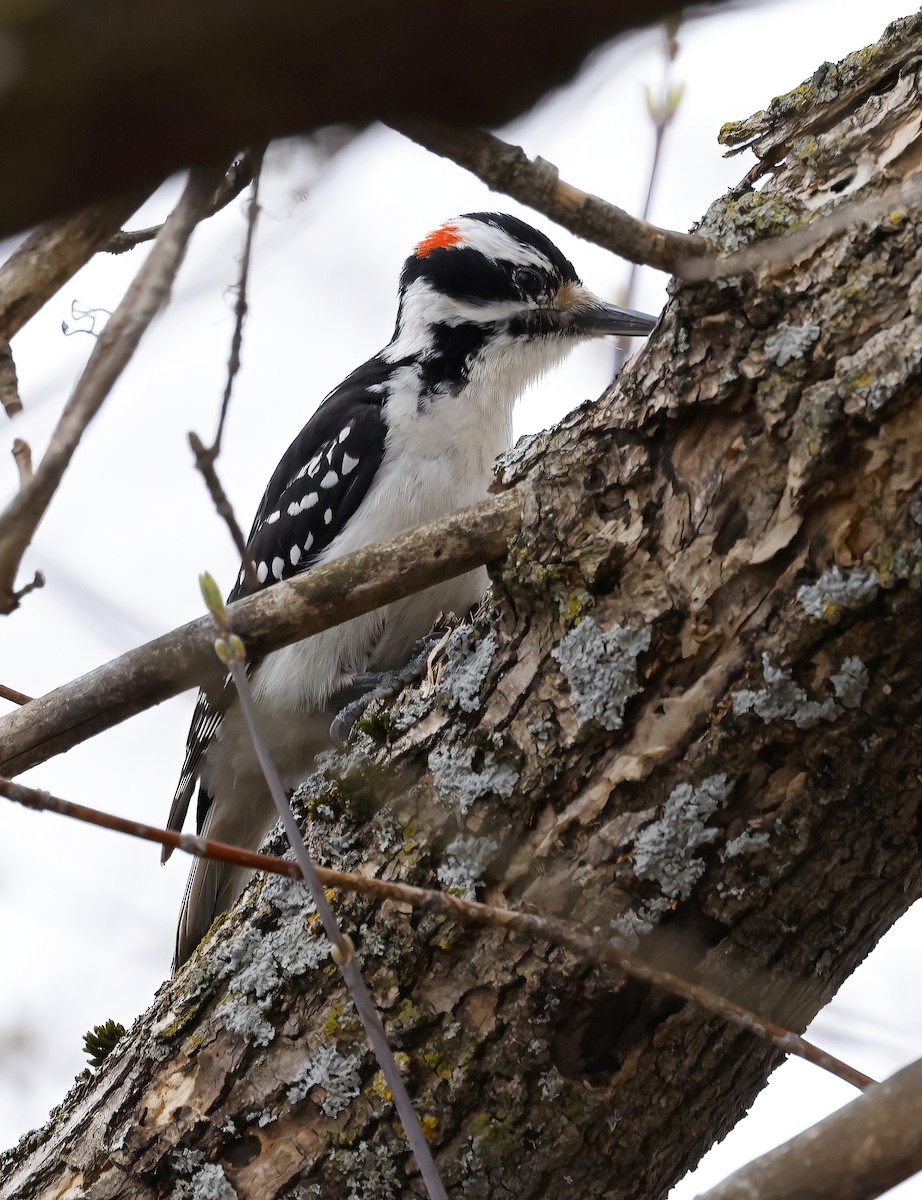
5,15,922,1199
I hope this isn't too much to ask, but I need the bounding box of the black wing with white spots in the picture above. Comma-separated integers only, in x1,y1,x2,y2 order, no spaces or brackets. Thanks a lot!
229,355,391,601
164,355,393,849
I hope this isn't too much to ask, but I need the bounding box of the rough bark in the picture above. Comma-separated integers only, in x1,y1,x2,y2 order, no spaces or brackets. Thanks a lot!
4,15,922,1200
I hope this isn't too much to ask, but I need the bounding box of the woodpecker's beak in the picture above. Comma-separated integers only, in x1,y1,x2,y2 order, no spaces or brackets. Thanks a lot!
557,283,657,337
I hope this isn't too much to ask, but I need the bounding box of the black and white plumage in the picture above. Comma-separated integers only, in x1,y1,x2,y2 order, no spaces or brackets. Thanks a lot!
166,212,656,967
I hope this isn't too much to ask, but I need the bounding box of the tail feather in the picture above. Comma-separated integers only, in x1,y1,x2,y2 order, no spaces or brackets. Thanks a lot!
174,853,255,969
171,781,278,971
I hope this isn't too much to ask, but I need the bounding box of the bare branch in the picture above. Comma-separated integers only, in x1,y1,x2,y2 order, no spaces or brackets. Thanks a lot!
0,772,875,1094
0,339,22,417
392,120,712,274
0,490,521,775
10,570,44,606
697,1058,922,1200
0,192,146,344
11,438,32,486
188,151,265,591
395,121,922,318
0,682,32,706
188,432,258,590
104,154,256,255
0,165,226,615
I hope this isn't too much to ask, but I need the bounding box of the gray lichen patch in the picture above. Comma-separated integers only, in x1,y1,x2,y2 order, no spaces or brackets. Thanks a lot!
763,321,822,367
830,656,870,709
173,1162,238,1199
732,656,833,728
181,875,331,1049
428,744,519,815
732,653,869,728
633,774,734,901
437,626,499,713
551,617,651,732
797,564,879,616
437,834,499,899
332,1138,402,1200
286,1045,363,1116
721,830,772,861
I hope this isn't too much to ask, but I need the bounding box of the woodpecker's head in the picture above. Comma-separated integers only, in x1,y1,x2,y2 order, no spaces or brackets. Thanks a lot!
385,212,655,399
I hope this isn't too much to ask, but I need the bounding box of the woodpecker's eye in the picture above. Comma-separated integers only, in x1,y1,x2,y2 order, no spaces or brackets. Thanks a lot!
513,265,544,296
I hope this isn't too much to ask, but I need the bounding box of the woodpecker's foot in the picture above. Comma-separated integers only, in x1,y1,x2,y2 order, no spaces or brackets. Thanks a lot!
330,634,442,747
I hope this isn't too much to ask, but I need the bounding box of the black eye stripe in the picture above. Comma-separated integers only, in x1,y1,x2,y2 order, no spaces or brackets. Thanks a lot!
401,246,514,304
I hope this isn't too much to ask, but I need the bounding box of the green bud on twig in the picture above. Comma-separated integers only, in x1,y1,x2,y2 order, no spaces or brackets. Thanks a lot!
199,571,227,629
214,634,246,666
331,934,355,967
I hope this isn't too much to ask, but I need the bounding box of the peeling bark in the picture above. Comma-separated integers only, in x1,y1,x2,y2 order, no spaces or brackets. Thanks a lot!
5,15,922,1200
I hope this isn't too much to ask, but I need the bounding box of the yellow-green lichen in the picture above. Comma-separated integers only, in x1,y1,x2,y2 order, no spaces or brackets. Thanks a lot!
845,369,873,390
367,1053,411,1102
423,1048,457,1080
503,546,571,592
323,1000,361,1038
470,1108,518,1156
721,191,805,239
356,708,395,744
558,590,593,629
302,788,346,822
392,999,424,1030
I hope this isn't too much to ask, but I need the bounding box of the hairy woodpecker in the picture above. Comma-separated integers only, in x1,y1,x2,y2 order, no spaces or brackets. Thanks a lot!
165,212,656,967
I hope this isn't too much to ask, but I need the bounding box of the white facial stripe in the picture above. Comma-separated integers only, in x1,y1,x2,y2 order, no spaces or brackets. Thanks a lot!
441,217,555,271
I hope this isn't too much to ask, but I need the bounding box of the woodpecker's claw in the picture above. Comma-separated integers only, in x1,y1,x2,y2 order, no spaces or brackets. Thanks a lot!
330,634,442,746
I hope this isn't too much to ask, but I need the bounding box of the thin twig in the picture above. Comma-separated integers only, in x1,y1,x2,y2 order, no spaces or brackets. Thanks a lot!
188,432,258,590
188,150,265,591
392,120,712,274
104,155,256,255
613,19,683,375
0,191,147,345
0,339,22,417
0,491,521,775
11,439,32,487
0,165,226,616
11,571,44,605
212,148,264,456
0,683,32,705
0,771,876,1095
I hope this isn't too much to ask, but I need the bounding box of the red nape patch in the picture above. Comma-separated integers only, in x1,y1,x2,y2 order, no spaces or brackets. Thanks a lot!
414,223,463,258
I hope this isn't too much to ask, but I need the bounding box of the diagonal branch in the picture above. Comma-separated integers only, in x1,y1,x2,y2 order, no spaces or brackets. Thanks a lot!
0,774,875,1094
0,491,521,776
697,1057,922,1200
0,166,226,614
392,120,712,274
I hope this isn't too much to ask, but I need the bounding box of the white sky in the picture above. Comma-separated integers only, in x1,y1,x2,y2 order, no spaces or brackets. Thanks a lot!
1,1,920,1194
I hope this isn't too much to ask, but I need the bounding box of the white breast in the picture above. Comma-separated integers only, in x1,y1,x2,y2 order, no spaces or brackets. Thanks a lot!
250,366,512,729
